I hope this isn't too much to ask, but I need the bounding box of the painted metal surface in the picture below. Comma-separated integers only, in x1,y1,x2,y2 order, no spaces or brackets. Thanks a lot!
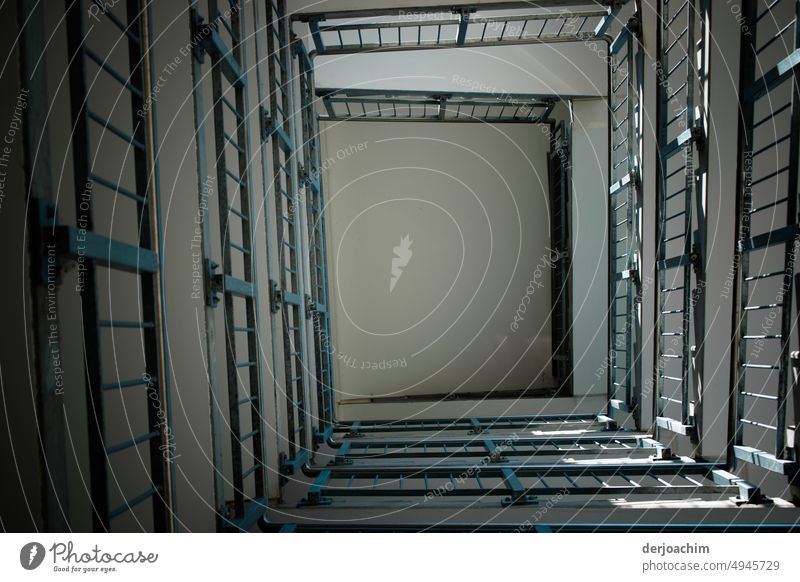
189,0,268,531
297,42,336,437
267,0,312,472
653,0,710,444
333,413,613,436
607,8,643,426
62,0,174,531
293,2,615,55
297,459,751,507
549,121,573,393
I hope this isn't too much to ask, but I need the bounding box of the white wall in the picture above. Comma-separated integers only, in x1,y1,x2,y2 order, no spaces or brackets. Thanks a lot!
321,120,557,411
570,99,609,399
312,44,607,98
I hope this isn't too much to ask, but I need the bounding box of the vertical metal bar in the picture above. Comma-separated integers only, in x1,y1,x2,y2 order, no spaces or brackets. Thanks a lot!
131,0,175,532
298,51,320,430
690,0,711,448
268,0,308,462
64,0,109,532
289,9,312,458
314,90,335,425
197,0,267,524
188,0,226,531
208,0,244,518
608,38,618,414
309,19,325,52
298,49,335,431
775,0,800,458
653,1,666,441
625,29,635,408
633,3,645,431
64,0,173,531
233,0,267,503
549,121,573,394
608,22,639,419
267,0,296,457
655,0,706,440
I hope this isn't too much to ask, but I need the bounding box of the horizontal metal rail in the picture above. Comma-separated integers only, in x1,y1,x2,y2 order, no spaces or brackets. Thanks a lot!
333,413,613,435
328,433,656,462
306,460,724,478
292,3,617,54
263,522,800,533
293,2,615,21
317,88,555,123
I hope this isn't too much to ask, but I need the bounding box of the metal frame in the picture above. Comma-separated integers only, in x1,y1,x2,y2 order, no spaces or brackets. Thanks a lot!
607,5,643,426
263,521,800,532
316,88,556,123
326,433,658,464
297,41,336,440
18,0,800,530
189,0,268,531
267,0,313,477
298,459,767,507
314,88,571,400
287,2,639,428
337,386,561,405
729,0,800,477
652,0,710,444
21,0,69,532
332,413,617,437
292,2,617,56
59,0,174,531
251,0,283,468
